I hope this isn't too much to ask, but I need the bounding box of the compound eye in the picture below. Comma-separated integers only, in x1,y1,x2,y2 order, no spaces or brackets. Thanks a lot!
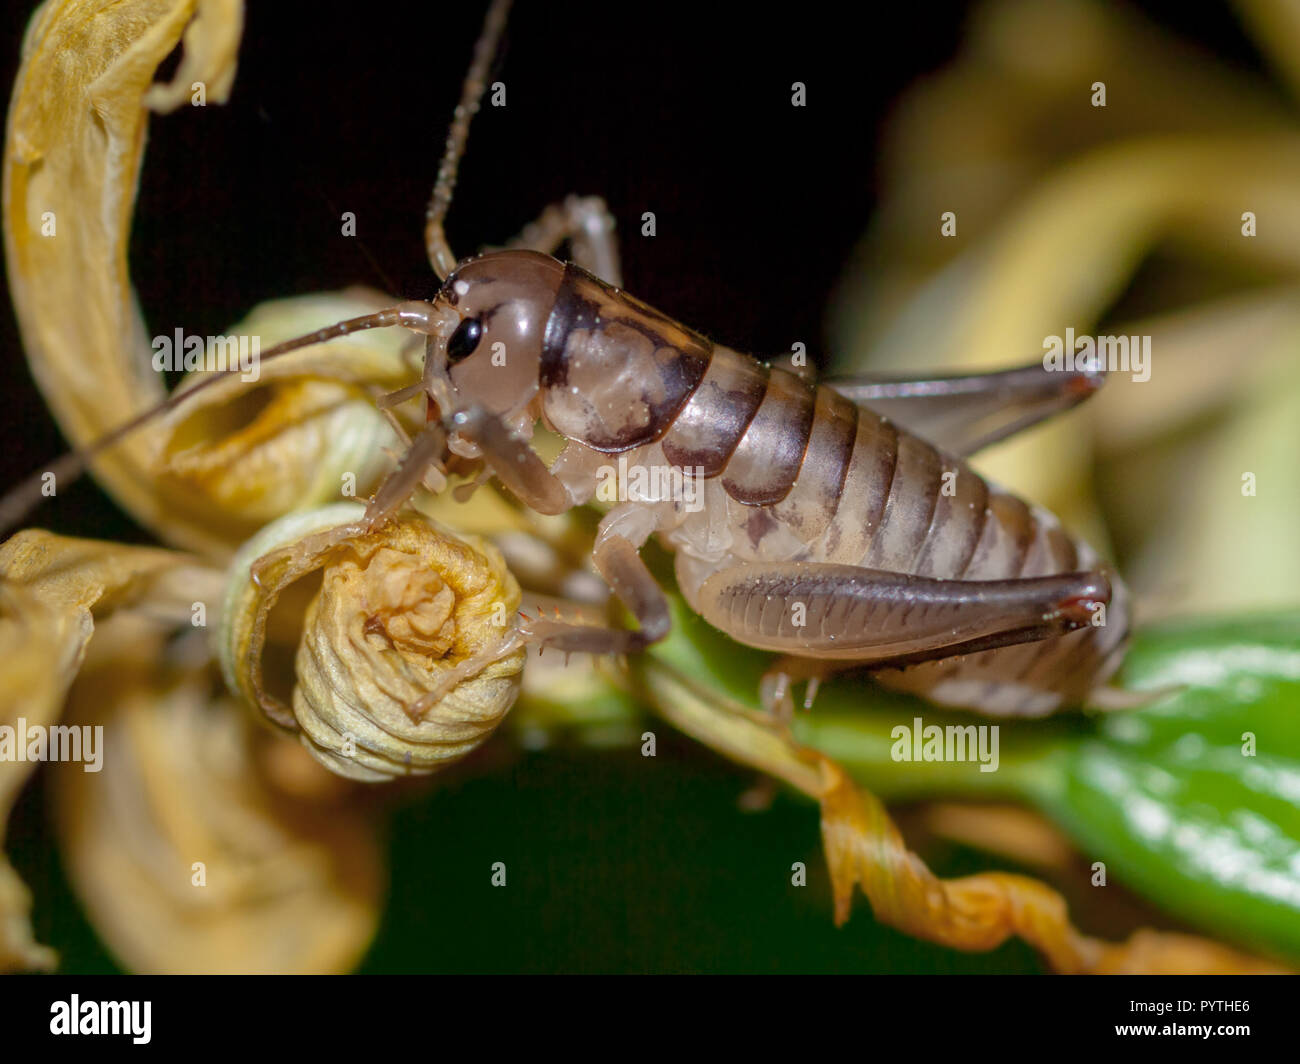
447,316,484,363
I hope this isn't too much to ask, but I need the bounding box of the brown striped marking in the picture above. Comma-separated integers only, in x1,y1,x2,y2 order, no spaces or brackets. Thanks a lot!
660,346,769,474
719,367,816,505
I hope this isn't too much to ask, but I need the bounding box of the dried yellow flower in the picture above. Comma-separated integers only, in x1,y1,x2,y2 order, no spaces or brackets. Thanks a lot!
156,291,423,541
220,505,527,782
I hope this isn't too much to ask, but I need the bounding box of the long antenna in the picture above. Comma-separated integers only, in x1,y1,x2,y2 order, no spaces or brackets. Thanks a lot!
2,5,512,535
0,304,446,536
424,0,513,279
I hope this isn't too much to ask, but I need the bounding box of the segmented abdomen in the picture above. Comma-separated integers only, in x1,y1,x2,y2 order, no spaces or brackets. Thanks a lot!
660,345,1128,715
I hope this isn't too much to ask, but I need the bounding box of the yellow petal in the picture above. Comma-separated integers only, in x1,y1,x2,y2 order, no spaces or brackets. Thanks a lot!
51,617,381,974
157,292,420,538
0,528,217,970
3,0,247,556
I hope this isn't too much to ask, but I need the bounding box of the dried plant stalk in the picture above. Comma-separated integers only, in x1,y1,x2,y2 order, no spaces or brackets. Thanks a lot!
816,759,1288,974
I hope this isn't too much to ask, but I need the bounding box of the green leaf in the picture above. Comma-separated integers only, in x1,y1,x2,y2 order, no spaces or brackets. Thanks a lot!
647,597,1300,962
1034,612,1300,962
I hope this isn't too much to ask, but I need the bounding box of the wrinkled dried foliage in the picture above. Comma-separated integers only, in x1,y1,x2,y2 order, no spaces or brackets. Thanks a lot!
53,618,382,975
0,529,218,969
4,0,246,555
221,504,526,782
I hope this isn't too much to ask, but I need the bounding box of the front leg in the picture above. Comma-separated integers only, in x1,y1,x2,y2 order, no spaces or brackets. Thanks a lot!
447,406,576,515
446,411,667,655
365,388,668,656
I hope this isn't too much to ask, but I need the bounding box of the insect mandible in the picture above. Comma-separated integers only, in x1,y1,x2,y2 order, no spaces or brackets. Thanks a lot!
1,0,1129,720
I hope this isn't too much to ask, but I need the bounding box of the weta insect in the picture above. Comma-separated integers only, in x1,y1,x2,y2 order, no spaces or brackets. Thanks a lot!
2,0,1129,720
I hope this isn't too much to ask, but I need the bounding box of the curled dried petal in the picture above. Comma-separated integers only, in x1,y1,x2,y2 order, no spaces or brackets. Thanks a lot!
156,292,422,538
4,0,248,556
0,529,219,970
142,0,243,112
220,505,526,782
815,758,1288,975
